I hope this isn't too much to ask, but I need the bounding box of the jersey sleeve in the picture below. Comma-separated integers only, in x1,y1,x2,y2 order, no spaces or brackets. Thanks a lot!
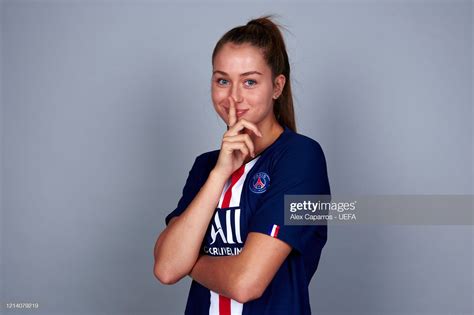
164,154,207,226
247,140,331,255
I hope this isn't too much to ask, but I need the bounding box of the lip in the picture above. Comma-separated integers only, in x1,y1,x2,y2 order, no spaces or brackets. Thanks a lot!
224,107,249,117
236,109,249,118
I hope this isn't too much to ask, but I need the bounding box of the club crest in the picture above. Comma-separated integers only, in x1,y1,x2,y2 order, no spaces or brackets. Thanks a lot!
249,172,270,194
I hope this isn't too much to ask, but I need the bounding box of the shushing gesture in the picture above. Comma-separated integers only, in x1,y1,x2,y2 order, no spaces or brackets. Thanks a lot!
213,96,263,179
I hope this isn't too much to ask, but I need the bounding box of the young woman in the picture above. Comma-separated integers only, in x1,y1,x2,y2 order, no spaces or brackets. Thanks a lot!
154,15,331,315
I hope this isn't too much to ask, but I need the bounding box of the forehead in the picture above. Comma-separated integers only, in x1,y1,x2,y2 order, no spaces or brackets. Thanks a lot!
213,43,268,74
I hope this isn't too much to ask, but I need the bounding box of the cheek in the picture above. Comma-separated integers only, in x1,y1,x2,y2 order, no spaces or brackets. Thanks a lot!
211,88,227,119
211,86,227,104
246,90,272,110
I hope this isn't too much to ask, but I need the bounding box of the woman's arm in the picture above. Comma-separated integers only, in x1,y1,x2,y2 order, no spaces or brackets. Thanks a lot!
189,231,292,303
154,169,228,284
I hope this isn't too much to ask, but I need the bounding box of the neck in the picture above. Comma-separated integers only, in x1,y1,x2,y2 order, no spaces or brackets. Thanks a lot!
243,117,284,164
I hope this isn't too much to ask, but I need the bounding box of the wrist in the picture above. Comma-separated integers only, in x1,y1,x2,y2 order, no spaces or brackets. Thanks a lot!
209,168,229,183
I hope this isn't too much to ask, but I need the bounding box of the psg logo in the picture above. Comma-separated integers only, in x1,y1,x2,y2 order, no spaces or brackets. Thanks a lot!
249,172,270,194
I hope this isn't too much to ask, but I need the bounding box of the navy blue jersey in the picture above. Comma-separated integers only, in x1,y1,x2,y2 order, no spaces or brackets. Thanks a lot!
165,125,331,315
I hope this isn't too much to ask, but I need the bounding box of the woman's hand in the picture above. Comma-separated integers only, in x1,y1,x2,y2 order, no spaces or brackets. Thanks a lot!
213,96,263,179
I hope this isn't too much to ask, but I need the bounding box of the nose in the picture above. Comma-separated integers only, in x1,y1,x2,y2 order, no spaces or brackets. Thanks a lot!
230,85,243,103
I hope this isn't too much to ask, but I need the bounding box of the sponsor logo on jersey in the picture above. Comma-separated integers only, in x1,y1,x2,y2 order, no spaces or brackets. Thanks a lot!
209,209,243,245
205,209,243,256
249,171,270,194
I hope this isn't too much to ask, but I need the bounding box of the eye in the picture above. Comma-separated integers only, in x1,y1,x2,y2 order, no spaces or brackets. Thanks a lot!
216,78,229,86
244,79,257,87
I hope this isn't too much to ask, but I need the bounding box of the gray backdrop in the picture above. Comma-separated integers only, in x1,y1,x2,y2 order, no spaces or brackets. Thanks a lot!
1,1,472,315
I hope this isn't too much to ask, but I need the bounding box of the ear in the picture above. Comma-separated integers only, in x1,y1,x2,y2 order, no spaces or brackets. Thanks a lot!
272,74,286,99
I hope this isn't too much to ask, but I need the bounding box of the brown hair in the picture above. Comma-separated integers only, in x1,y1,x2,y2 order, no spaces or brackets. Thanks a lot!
211,14,297,132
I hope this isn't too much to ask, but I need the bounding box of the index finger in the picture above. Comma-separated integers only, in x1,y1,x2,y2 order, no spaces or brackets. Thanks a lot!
227,118,263,138
228,96,237,127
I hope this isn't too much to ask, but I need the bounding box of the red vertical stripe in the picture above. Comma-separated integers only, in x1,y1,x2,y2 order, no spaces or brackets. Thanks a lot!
221,165,245,208
273,225,280,238
219,295,231,315
218,165,245,314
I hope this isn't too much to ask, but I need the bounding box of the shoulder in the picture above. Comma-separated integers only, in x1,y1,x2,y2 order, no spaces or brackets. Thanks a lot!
269,130,331,194
183,149,220,184
191,149,220,171
275,130,327,166
286,131,324,154
195,149,220,164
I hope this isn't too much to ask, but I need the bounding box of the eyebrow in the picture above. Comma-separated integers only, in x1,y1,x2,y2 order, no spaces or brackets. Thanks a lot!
212,70,263,77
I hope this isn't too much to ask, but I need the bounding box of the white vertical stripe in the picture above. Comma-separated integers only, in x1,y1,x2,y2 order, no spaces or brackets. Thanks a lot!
225,210,234,244
270,224,277,237
231,299,243,314
209,292,243,315
209,291,219,315
234,209,242,243
218,179,231,208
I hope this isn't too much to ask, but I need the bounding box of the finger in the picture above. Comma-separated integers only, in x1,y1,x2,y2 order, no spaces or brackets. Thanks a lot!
223,134,255,157
227,118,263,138
222,141,250,158
228,96,237,127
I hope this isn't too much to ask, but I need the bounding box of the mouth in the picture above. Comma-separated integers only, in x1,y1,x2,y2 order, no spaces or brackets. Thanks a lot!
223,106,249,118
236,109,249,117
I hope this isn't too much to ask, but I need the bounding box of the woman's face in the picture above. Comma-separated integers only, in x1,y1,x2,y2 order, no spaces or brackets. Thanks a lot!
211,42,285,127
